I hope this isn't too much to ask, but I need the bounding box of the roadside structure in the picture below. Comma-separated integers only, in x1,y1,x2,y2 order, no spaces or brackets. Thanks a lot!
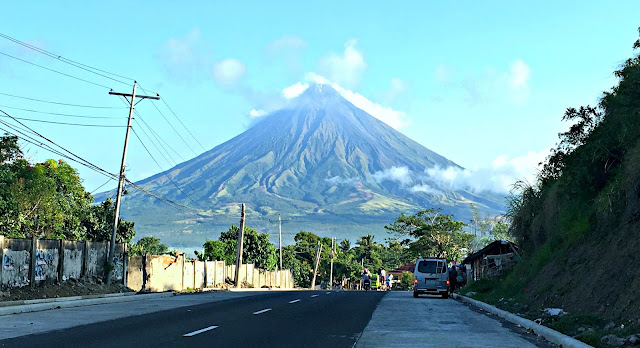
462,240,519,281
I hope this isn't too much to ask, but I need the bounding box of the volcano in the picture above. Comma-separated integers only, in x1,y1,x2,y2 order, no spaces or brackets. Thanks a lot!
103,84,504,248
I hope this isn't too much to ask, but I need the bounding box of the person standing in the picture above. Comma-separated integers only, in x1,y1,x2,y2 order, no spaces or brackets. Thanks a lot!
380,268,386,290
448,266,458,295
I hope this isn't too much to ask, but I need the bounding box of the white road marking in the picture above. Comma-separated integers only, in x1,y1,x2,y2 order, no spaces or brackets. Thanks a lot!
326,292,331,294
310,294,319,298
253,308,272,315
288,299,300,304
183,326,218,337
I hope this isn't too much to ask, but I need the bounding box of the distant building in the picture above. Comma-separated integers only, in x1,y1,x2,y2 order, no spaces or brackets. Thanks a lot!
462,240,519,281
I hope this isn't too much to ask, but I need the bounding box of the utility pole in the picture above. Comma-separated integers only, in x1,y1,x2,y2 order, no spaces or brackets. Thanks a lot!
106,81,159,284
269,214,290,270
234,203,246,288
329,237,335,289
311,241,323,289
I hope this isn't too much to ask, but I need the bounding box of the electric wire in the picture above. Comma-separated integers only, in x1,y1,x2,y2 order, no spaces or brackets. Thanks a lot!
0,104,123,119
0,51,113,89
131,127,201,208
133,118,176,167
0,115,126,127
137,85,197,156
0,91,126,109
90,178,115,195
0,32,132,86
138,83,205,153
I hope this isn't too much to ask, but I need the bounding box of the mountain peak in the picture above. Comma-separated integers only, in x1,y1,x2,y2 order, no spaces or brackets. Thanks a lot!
297,83,343,103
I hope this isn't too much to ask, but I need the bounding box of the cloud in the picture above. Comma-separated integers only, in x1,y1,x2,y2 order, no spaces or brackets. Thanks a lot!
410,184,440,194
325,176,358,185
424,149,549,194
292,73,409,129
157,28,211,81
212,58,246,85
282,82,309,99
249,109,267,118
382,78,409,103
317,39,367,88
265,36,307,56
372,166,412,186
506,59,531,104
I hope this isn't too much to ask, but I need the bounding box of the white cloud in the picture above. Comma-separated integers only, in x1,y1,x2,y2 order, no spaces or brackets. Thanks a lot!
157,28,210,80
325,176,358,185
317,39,367,88
282,82,309,99
506,59,531,104
372,166,412,186
212,58,246,85
294,73,409,129
425,149,549,194
382,78,409,103
410,184,440,194
249,109,267,118
265,35,307,55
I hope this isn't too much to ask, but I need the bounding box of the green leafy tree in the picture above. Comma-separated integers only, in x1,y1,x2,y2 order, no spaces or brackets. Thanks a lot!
82,197,136,244
130,236,169,256
386,208,472,261
201,225,277,271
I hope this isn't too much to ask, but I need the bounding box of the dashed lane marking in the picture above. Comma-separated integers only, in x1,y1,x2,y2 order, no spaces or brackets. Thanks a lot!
289,299,301,304
253,308,272,315
310,295,319,298
183,326,218,337
326,292,331,294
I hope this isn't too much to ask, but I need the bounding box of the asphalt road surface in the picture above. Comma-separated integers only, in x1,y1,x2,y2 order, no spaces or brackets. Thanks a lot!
0,291,385,348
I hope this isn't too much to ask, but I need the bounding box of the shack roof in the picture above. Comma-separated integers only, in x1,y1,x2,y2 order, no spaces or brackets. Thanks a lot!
462,240,518,264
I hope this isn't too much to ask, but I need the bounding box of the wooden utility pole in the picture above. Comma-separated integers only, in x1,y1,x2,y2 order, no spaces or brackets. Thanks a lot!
234,204,246,288
329,237,335,289
106,81,159,284
311,241,323,289
269,214,290,270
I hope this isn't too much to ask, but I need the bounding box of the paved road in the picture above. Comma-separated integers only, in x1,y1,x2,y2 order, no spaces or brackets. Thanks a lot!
0,291,385,348
357,291,551,348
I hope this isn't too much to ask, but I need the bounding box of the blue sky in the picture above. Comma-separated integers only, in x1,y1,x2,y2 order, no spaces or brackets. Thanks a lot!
1,1,639,195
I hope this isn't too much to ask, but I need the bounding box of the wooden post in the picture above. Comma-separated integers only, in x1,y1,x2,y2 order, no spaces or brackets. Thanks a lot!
122,243,128,286
57,239,64,283
329,237,334,289
234,204,246,288
29,236,37,288
311,241,322,289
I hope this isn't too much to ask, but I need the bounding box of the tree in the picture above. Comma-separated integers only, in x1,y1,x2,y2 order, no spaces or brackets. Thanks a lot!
201,225,277,271
386,208,472,261
130,236,169,256
82,197,135,244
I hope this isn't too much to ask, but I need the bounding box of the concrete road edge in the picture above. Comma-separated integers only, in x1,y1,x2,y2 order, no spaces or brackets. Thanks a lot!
454,294,593,348
0,292,173,316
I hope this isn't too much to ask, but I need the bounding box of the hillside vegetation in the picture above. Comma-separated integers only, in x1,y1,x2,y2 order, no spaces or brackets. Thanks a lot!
465,29,640,345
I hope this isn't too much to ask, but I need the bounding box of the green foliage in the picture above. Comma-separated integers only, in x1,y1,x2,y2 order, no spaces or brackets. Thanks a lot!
0,135,136,243
385,208,472,261
399,271,414,290
201,225,277,271
129,236,169,256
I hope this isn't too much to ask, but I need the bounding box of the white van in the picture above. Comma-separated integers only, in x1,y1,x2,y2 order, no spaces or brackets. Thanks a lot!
413,257,449,298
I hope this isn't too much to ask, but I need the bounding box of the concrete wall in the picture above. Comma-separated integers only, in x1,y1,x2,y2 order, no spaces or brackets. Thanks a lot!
0,236,126,289
126,253,293,292
1,237,31,288
34,239,60,284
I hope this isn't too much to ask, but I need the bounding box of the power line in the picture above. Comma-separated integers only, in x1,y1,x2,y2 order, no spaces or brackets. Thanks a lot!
138,83,206,153
131,127,201,208
0,51,113,89
0,91,126,109
0,115,126,127
0,32,133,86
0,108,195,211
137,85,197,156
0,104,123,119
90,178,115,195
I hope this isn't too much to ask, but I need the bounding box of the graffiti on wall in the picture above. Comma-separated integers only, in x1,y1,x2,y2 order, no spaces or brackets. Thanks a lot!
2,250,30,287
35,249,55,281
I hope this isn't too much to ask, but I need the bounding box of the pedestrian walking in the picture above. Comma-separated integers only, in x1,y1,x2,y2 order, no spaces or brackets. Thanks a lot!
448,265,458,295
